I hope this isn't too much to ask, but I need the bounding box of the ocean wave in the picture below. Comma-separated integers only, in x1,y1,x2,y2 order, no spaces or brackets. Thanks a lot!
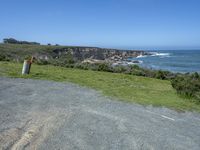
150,52,171,57
112,60,143,66
129,60,143,63
138,60,143,63
125,60,143,65
136,55,147,58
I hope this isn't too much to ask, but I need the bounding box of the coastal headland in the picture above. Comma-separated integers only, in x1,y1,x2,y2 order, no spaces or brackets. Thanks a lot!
0,43,149,64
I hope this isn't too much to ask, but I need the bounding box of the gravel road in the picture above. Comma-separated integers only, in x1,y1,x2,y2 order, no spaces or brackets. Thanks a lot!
0,77,200,150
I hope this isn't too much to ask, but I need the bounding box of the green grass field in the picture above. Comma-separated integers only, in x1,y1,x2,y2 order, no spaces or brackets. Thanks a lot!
0,61,199,112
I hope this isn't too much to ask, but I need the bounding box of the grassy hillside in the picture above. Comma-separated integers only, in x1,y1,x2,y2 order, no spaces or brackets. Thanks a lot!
0,43,94,53
0,43,62,53
0,43,60,61
0,43,98,62
0,61,199,112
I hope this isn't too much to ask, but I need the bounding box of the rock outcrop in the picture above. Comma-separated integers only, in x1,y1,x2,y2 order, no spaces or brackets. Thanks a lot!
52,47,148,61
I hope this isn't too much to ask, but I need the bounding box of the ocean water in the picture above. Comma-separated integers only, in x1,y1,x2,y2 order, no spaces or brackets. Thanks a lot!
131,50,200,73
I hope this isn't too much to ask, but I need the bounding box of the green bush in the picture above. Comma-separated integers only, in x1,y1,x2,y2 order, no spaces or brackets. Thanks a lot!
0,54,6,61
35,59,49,65
131,69,146,76
130,65,140,70
97,63,112,72
74,63,90,70
113,66,127,73
171,73,200,102
155,70,166,80
0,54,9,61
143,69,156,78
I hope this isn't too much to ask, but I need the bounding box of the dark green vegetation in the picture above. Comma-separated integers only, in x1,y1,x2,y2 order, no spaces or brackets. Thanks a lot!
3,38,40,45
171,73,200,102
0,61,200,112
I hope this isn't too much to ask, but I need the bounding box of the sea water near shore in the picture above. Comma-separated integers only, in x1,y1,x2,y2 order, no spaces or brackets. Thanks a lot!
130,50,200,73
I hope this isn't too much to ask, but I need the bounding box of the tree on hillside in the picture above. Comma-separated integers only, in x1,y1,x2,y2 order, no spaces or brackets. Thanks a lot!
3,38,40,45
3,38,18,44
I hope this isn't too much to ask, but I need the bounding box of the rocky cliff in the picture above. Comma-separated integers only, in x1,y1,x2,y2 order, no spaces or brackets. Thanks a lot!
0,44,149,62
52,47,147,61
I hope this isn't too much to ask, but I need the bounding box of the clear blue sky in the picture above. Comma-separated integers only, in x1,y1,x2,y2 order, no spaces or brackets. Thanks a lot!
0,0,200,50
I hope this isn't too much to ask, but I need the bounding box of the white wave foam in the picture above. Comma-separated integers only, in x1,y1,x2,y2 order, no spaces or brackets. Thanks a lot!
126,61,143,65
138,60,143,63
136,55,147,58
150,52,171,57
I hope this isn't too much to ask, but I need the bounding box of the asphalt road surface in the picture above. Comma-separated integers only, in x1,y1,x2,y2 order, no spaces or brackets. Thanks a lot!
0,77,200,150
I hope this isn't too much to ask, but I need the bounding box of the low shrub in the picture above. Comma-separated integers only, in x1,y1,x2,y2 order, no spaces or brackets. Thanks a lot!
171,72,200,102
131,69,146,76
35,59,49,65
0,54,8,61
155,70,166,80
96,63,112,72
113,66,127,73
